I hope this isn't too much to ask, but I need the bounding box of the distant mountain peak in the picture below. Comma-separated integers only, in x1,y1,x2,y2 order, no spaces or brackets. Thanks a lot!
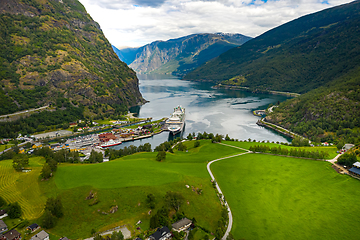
113,32,252,75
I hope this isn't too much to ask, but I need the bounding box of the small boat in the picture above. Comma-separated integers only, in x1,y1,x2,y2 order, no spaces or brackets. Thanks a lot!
100,139,122,148
166,106,185,135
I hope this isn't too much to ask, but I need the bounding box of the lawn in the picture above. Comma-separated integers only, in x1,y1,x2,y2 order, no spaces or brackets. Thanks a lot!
222,141,338,158
0,157,47,220
211,153,360,240
40,140,234,238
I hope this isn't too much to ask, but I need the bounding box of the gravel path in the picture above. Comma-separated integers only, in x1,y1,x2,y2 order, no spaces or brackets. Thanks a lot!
207,143,250,240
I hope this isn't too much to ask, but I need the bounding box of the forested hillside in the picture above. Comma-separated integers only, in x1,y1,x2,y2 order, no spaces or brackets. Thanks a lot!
267,67,360,145
184,1,360,94
115,33,251,76
0,0,144,116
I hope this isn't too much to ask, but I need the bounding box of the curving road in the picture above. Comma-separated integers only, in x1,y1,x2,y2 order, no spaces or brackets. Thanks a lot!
207,143,250,240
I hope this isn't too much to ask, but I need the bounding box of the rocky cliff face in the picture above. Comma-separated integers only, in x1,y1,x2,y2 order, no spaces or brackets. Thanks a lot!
115,33,251,76
0,0,144,115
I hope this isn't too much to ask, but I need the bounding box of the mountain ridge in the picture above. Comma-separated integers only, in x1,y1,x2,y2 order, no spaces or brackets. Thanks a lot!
113,33,251,76
184,1,360,94
0,0,144,116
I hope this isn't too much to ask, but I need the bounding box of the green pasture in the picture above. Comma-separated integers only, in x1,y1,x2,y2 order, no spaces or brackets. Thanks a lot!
41,140,230,238
211,153,360,240
0,157,47,219
222,141,338,158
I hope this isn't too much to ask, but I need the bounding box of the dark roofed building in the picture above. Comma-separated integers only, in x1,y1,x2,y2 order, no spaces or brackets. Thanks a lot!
27,223,39,232
171,218,192,232
349,161,360,177
1,229,21,240
147,227,171,240
0,220,8,234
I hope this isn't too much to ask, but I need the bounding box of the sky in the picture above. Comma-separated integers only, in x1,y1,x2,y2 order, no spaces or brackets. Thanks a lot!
78,0,353,48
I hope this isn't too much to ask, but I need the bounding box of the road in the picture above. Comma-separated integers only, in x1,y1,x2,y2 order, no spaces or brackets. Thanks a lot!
207,143,250,240
0,105,49,118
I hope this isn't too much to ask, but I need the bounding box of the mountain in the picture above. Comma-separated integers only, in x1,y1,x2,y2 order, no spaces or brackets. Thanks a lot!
113,33,251,76
184,1,360,94
0,0,144,116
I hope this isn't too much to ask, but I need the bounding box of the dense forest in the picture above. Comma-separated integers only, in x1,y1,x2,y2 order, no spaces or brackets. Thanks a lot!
267,67,360,144
0,0,143,116
184,1,360,94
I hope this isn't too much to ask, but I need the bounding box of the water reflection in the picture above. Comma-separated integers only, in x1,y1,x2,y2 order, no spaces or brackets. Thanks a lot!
118,74,292,150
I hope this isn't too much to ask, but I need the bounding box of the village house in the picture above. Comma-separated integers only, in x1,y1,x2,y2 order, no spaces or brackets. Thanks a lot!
349,162,360,178
171,218,192,232
29,230,49,240
32,143,42,149
341,143,355,153
0,229,21,240
147,227,172,240
0,220,8,234
27,223,40,232
98,133,117,142
0,210,7,220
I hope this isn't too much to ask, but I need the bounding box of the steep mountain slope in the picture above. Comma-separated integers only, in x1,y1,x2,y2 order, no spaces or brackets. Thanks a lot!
114,33,251,76
184,1,360,94
0,0,144,116
267,66,360,144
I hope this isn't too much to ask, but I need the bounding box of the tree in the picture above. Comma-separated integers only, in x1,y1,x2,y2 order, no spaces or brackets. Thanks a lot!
165,191,184,212
156,151,166,162
12,155,29,171
337,152,357,168
41,163,52,179
194,140,200,148
45,197,63,218
146,194,156,209
7,202,22,218
42,210,56,229
177,142,187,151
111,231,124,240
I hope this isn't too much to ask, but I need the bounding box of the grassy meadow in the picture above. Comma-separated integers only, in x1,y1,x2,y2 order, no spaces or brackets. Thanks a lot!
211,153,360,240
0,157,47,220
1,139,358,240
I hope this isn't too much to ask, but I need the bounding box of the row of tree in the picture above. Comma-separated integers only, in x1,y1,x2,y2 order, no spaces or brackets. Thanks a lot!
104,143,152,160
249,145,330,159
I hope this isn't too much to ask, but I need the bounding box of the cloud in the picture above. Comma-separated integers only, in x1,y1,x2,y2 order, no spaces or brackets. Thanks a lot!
78,0,353,48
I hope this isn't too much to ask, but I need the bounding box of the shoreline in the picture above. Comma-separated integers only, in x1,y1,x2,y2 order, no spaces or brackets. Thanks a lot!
213,84,301,97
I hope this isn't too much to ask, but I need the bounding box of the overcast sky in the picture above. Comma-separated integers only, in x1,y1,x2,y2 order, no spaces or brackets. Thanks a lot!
78,0,353,48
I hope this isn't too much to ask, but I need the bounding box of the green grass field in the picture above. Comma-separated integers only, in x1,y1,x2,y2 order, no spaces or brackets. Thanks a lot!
0,157,47,219
39,140,235,238
1,139,357,240
211,153,360,240
222,141,338,158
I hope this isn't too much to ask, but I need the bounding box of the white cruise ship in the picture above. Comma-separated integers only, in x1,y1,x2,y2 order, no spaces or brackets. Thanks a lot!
166,106,185,134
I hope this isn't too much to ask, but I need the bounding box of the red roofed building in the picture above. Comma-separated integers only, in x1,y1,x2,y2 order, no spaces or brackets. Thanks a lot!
98,133,117,142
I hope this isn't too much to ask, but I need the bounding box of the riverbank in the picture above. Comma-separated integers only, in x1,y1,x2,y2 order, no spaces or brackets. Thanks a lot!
256,118,305,140
213,84,301,97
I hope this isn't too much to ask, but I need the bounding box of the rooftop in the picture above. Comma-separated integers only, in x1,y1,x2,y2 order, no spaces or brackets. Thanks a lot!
349,167,360,176
353,162,360,168
172,218,192,230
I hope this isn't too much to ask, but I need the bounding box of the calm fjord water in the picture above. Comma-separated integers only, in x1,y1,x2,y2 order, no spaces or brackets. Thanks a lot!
118,74,291,149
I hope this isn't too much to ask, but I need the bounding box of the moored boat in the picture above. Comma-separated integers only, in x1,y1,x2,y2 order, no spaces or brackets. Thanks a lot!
100,139,122,148
166,106,185,134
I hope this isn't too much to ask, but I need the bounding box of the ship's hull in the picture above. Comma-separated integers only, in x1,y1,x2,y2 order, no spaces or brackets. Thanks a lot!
100,141,122,148
166,106,185,135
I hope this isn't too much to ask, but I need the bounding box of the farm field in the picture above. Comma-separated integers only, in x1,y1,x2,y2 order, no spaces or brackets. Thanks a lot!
211,153,360,240
39,140,235,239
0,157,47,220
222,140,338,158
